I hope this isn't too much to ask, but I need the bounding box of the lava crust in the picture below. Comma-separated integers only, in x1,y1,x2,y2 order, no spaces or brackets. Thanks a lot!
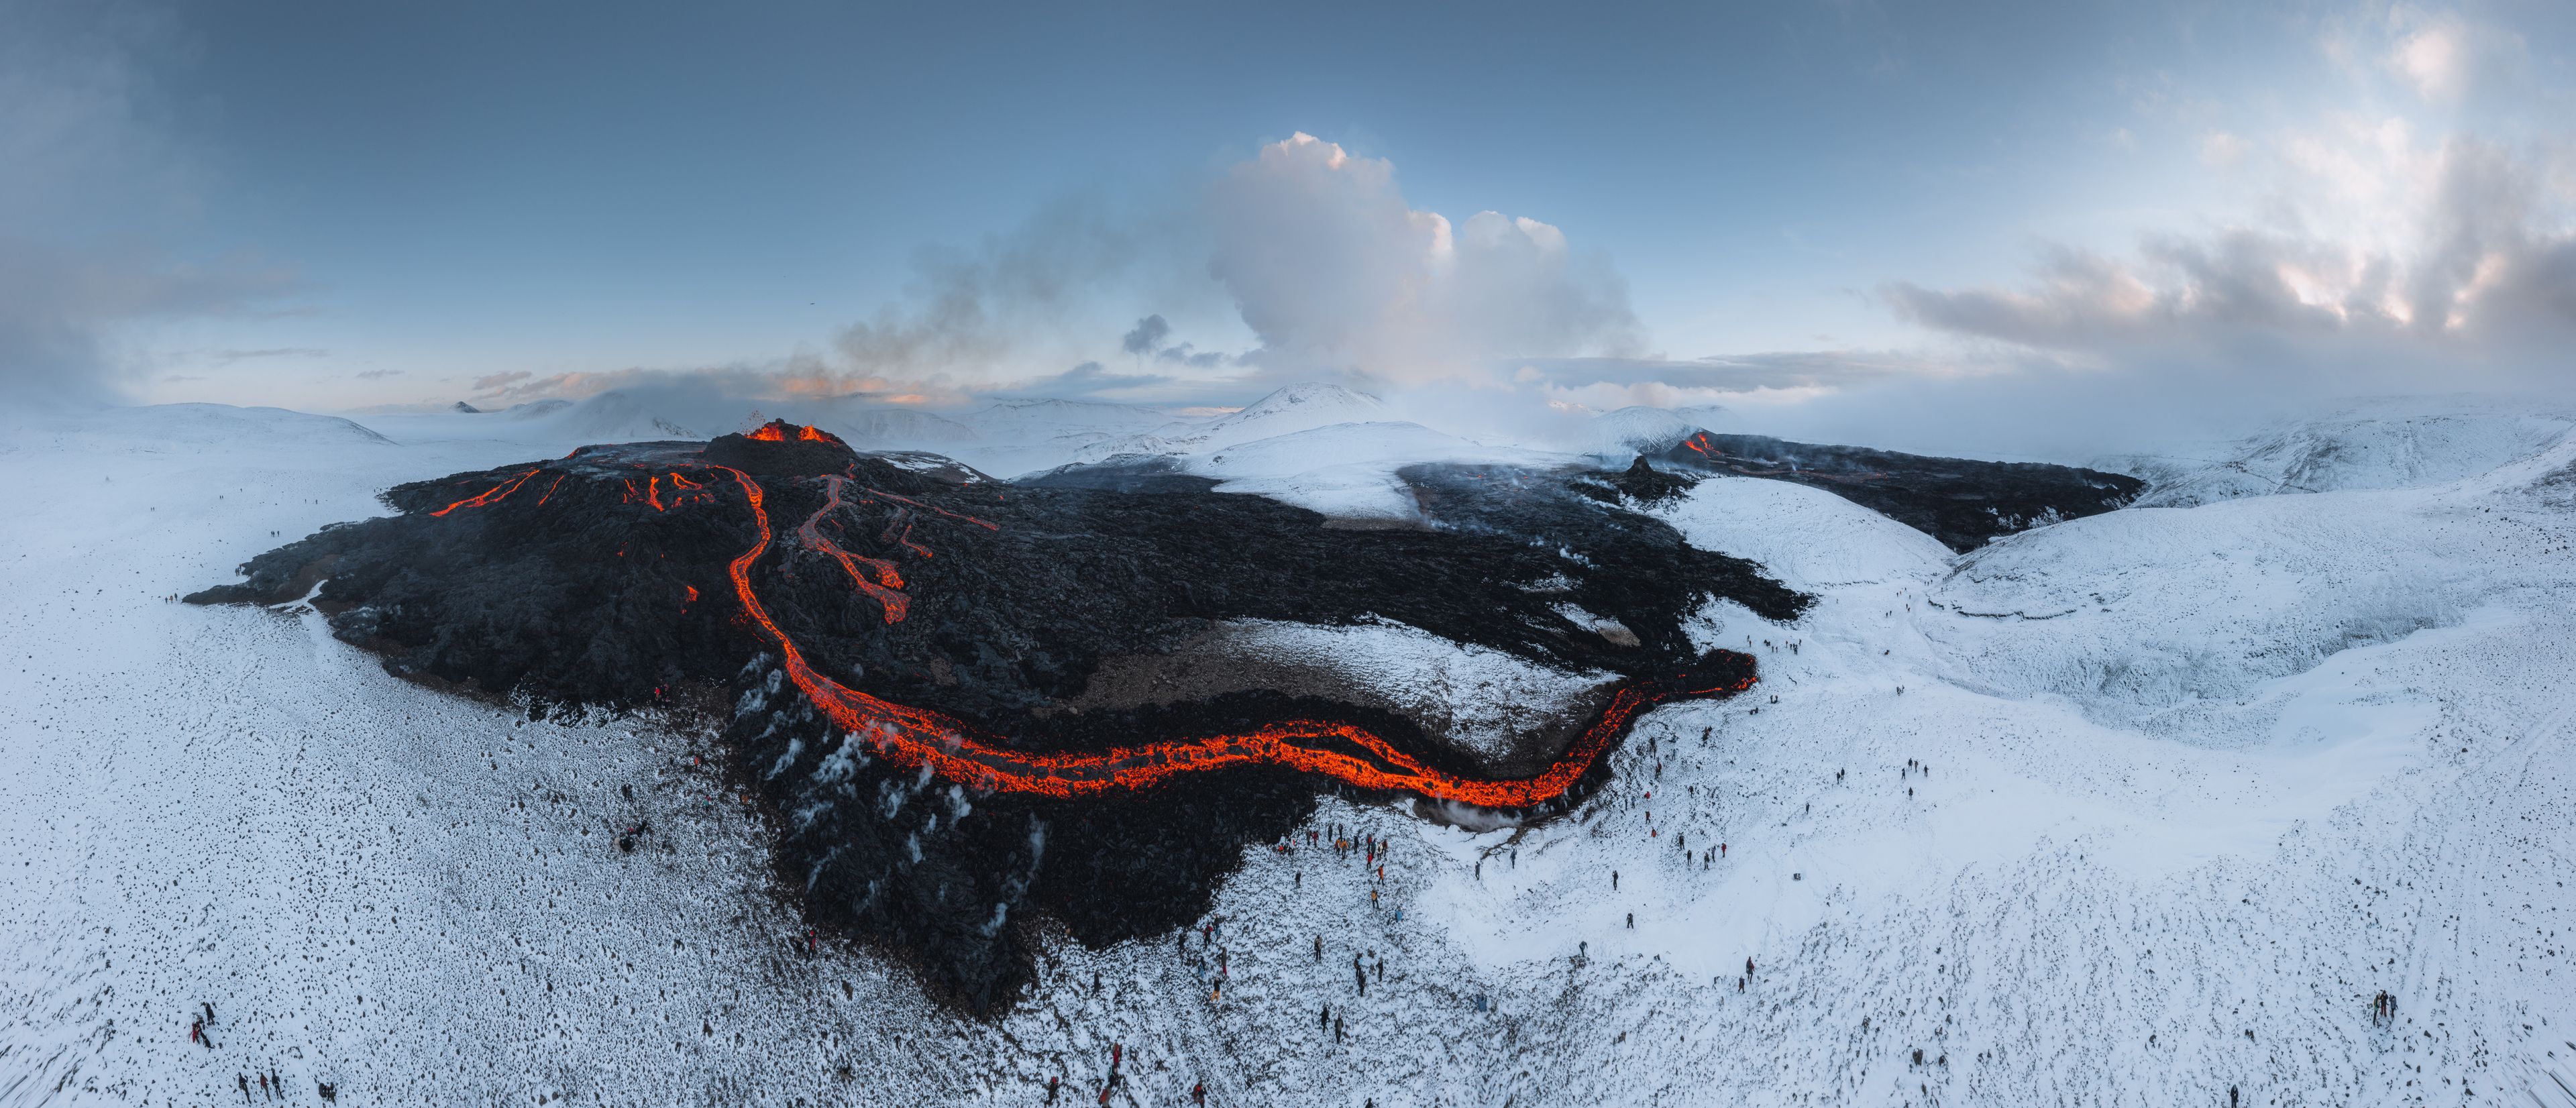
1658,430,2145,551
190,421,1799,1011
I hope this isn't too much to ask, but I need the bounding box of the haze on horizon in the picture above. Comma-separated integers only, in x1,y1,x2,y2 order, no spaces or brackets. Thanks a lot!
5,0,2575,459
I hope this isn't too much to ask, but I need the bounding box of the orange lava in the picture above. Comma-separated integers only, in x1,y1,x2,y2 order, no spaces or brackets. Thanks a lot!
431,469,541,517
712,466,1754,808
746,419,847,445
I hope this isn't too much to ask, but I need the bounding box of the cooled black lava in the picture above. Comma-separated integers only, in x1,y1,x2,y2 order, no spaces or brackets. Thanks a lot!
191,423,1799,1011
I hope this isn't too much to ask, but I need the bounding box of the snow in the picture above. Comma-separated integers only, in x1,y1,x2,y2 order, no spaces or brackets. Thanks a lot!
1180,421,1571,523
1652,474,1952,590
1072,383,1387,465
1064,618,1621,771
2119,398,2576,508
7,398,2575,1106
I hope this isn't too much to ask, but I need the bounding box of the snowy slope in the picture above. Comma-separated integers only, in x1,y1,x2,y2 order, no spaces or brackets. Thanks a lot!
1652,474,1953,591
1072,383,1384,465
2127,399,2576,508
6,400,2575,1107
1179,421,1572,522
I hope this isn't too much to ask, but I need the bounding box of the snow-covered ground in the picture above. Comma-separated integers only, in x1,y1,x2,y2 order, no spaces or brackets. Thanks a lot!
5,398,2573,1106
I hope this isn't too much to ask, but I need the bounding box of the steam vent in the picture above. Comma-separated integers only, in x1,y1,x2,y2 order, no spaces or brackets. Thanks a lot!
191,420,1802,1009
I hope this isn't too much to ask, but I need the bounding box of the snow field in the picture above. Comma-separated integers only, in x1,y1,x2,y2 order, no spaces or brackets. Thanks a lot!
5,398,2573,1107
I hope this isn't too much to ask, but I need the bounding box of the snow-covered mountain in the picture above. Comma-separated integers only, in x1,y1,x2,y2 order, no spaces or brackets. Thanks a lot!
2120,399,2576,508
6,399,2573,1106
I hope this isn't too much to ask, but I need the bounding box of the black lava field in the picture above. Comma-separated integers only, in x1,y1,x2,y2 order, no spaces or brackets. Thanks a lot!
189,421,2131,1011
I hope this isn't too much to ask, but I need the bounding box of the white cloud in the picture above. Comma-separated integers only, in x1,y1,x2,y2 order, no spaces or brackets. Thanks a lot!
2390,14,2469,99
2200,130,2251,169
1207,133,1640,383
1884,127,2576,392
2379,6,2530,105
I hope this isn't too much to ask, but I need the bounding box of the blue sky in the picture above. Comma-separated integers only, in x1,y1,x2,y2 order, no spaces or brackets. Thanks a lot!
6,0,2573,440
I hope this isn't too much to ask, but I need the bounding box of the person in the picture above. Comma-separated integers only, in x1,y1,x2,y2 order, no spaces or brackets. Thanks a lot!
1720,842,1727,858
1746,956,1756,976
1334,1015,1344,1042
204,1001,217,1026
1111,1044,1122,1070
1320,1003,1329,1030
191,1019,203,1045
1613,870,1619,890
1193,1081,1205,1104
238,1074,250,1101
1314,934,1323,962
1046,1075,1059,1102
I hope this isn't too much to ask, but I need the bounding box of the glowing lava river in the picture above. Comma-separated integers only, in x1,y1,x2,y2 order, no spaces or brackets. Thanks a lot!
190,419,1799,1009
713,464,1753,810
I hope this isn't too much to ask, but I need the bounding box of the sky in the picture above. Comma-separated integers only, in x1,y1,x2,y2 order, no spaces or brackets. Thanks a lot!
5,0,2575,454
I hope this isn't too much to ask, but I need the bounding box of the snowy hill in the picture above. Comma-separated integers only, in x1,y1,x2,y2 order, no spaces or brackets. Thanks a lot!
2125,400,2576,508
1178,421,1569,522
1071,382,1385,464
5,400,2573,1106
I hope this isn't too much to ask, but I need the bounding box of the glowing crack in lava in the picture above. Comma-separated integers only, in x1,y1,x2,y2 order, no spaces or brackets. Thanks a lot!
706,466,1756,810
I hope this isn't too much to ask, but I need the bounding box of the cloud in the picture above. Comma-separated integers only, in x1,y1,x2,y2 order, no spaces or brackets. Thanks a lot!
2200,131,2251,169
2381,7,2528,103
1154,342,1229,368
354,368,401,380
833,192,1167,385
1120,314,1171,355
0,1,295,405
1206,133,1640,383
471,370,532,392
1882,132,2576,393
0,236,297,404
214,347,327,364
997,359,1177,398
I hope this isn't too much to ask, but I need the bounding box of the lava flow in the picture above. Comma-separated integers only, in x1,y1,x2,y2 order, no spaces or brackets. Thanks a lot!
713,465,1753,810
796,474,910,624
430,468,541,516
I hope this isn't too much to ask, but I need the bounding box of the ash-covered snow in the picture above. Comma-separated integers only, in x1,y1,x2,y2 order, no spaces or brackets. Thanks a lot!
7,398,2575,1107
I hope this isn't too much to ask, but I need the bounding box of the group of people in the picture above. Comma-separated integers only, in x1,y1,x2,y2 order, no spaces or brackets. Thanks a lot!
187,1003,301,1102
1042,1042,1209,1106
